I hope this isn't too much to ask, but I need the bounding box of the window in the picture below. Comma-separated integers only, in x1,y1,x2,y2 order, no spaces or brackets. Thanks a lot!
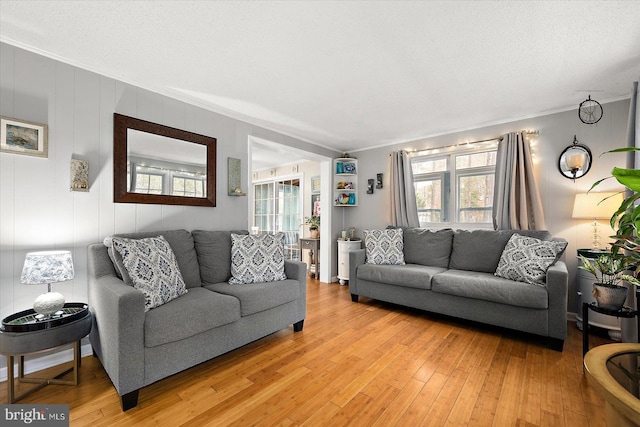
412,147,497,227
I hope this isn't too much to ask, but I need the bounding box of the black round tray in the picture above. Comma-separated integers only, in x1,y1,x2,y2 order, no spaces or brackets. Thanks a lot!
1,303,89,333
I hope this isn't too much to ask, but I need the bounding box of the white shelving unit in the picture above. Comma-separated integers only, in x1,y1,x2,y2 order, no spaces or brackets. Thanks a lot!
334,158,358,207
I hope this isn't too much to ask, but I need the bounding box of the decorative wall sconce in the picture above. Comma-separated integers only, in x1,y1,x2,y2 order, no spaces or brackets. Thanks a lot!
558,135,592,181
227,157,246,196
376,173,383,189
70,158,89,192
367,179,374,194
578,95,603,125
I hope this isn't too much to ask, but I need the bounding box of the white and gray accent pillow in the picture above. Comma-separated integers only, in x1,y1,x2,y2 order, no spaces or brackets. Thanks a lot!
229,233,287,284
494,234,567,286
111,235,188,311
364,228,405,265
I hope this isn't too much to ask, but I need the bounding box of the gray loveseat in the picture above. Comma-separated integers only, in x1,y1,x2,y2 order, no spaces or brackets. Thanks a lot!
348,228,568,350
87,229,307,411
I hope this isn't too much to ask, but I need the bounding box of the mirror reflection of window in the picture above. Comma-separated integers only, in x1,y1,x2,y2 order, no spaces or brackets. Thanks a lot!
134,173,163,194
173,176,204,197
127,129,207,198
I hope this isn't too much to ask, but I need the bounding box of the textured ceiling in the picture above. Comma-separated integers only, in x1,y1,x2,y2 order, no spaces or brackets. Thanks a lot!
1,1,639,154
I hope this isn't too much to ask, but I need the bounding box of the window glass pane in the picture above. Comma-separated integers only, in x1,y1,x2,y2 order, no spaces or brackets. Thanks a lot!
412,158,447,174
415,179,442,223
458,173,495,223
456,151,497,169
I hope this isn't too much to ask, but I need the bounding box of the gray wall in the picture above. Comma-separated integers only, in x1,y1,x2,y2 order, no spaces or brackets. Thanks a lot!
0,43,337,320
346,98,631,316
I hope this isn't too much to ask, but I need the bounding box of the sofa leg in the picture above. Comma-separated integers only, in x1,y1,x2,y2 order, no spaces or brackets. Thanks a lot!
121,390,139,411
293,320,304,332
548,338,564,352
351,294,359,302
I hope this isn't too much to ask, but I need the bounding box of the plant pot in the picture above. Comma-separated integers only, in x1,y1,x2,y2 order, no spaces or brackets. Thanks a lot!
310,229,319,239
592,283,628,311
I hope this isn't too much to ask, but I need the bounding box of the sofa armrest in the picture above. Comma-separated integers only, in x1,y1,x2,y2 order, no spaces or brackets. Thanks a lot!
546,260,568,341
88,244,146,396
348,249,366,296
285,260,307,321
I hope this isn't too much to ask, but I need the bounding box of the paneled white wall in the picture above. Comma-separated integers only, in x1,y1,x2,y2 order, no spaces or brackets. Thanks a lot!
0,43,337,321
347,98,631,316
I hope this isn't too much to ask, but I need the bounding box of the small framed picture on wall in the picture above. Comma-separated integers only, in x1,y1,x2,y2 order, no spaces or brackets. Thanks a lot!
0,116,48,158
311,176,321,194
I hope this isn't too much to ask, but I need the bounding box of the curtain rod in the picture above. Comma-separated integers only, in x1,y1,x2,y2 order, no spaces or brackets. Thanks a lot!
408,129,539,156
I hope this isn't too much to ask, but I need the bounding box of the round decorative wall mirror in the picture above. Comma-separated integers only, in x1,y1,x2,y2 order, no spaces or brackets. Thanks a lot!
558,135,592,180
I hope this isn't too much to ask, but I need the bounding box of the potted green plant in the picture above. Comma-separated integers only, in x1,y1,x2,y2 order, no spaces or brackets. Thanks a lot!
586,147,640,309
304,216,320,238
579,254,640,310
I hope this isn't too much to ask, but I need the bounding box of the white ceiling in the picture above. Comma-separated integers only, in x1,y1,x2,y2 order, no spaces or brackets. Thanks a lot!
1,1,639,156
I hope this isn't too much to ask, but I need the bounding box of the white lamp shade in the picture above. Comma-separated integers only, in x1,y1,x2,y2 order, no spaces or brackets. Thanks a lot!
571,192,624,219
20,250,75,285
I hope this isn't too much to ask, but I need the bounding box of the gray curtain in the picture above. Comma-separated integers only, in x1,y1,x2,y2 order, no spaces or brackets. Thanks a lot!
492,131,546,230
390,150,420,228
622,80,639,343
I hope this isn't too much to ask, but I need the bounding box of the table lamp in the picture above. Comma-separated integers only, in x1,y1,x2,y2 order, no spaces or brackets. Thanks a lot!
20,250,75,317
572,192,624,251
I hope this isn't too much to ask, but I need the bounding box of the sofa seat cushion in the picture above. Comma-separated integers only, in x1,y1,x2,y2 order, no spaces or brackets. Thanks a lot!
144,287,240,348
204,280,300,316
357,264,447,290
431,269,548,309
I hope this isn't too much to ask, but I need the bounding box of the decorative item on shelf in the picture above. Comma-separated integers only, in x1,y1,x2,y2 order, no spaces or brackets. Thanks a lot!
304,216,320,239
70,158,89,192
376,173,383,189
367,179,374,194
578,95,603,125
348,227,357,240
343,162,356,174
578,253,640,311
21,250,75,318
559,135,592,180
341,230,347,240
572,192,624,251
0,116,48,158
227,157,246,196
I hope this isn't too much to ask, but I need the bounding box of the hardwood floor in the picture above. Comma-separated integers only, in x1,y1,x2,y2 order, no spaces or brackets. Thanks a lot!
1,278,611,426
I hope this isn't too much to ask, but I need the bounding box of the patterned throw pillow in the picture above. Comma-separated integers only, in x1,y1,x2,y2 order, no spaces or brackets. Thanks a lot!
229,233,287,284
494,234,567,286
111,235,188,311
364,228,405,265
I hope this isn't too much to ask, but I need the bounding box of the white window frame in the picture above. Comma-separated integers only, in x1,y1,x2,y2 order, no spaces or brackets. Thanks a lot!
412,147,497,229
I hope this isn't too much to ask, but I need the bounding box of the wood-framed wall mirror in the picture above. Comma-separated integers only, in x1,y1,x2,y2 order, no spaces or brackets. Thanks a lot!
113,113,217,207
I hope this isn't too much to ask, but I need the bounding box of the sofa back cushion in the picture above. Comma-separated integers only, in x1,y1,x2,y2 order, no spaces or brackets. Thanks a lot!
448,229,552,273
364,228,405,265
111,235,188,311
402,228,454,268
192,230,248,284
108,229,201,288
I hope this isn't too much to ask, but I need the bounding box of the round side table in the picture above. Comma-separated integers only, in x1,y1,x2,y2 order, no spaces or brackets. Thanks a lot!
0,303,92,403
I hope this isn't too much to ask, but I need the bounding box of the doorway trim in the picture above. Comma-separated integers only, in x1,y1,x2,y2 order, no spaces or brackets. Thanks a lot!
248,136,333,283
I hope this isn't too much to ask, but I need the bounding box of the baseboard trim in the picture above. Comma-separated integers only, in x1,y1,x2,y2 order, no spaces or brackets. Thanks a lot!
0,343,93,382
567,312,578,322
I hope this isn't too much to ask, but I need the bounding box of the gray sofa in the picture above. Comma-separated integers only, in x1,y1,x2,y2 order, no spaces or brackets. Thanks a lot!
87,229,307,411
349,228,568,350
